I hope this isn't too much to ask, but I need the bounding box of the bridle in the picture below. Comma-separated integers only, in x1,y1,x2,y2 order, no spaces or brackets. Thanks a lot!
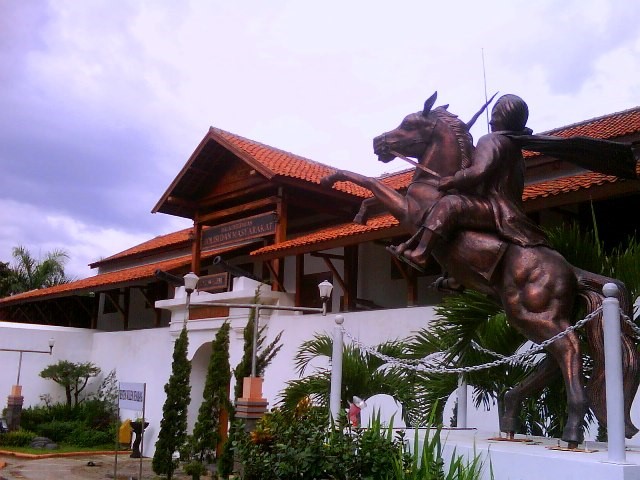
380,115,441,178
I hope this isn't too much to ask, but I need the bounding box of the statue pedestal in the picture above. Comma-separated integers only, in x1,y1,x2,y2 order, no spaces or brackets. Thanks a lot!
235,377,268,432
415,429,640,480
6,387,24,431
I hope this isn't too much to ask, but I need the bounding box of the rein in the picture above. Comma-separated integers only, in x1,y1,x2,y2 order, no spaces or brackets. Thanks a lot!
383,115,441,179
390,150,441,178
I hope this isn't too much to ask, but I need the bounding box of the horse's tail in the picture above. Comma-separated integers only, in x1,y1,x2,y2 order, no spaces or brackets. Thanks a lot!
575,267,640,438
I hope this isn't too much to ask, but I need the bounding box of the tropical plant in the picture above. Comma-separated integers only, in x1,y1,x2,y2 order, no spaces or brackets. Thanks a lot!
191,321,232,464
153,326,192,479
39,360,101,407
233,406,487,480
277,333,419,425
6,245,72,294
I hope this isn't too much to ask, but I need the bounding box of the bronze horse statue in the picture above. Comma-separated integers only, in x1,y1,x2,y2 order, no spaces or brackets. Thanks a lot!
321,93,640,447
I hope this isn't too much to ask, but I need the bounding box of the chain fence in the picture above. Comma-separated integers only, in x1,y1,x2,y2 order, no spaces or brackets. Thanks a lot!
339,305,640,374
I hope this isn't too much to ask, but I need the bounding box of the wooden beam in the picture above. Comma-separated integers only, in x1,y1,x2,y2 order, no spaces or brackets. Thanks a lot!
197,183,274,211
390,256,417,306
310,252,345,261
295,254,304,307
264,261,286,293
271,191,287,292
123,288,130,331
321,257,347,298
165,195,198,210
344,245,358,312
191,222,202,274
197,197,279,225
105,291,125,316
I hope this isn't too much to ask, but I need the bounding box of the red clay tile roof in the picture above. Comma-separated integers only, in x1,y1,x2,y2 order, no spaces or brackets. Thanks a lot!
0,249,228,307
251,214,401,256
540,107,640,139
0,256,190,306
90,228,192,268
523,172,620,201
210,128,371,198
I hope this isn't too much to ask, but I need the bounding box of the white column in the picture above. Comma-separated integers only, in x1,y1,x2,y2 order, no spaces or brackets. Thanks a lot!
602,283,626,463
456,375,468,428
329,315,345,424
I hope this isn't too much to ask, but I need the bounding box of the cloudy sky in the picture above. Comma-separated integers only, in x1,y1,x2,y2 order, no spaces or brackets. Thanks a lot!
1,0,639,279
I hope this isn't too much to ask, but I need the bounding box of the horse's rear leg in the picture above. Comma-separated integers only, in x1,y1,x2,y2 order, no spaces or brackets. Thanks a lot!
500,356,561,437
545,332,587,446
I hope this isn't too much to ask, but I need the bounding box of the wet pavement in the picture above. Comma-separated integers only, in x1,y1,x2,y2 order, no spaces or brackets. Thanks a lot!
0,453,195,480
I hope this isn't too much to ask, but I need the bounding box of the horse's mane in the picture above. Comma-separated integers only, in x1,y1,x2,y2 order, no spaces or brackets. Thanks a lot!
433,107,474,168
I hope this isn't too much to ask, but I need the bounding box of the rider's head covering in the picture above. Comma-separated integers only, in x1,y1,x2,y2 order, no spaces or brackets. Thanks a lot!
491,94,529,131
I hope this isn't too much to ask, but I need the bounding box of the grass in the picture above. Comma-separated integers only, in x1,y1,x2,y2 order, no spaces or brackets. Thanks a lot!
0,444,128,456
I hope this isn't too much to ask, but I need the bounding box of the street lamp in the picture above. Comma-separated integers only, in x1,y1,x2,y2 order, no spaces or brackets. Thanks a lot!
0,338,55,431
183,272,199,325
318,280,333,316
0,338,56,385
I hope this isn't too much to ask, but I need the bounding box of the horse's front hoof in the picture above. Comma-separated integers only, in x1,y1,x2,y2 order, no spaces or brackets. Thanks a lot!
561,426,584,446
499,415,519,435
626,422,639,439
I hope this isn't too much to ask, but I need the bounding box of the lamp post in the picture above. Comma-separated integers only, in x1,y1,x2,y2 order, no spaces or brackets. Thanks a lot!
182,272,199,325
0,338,55,431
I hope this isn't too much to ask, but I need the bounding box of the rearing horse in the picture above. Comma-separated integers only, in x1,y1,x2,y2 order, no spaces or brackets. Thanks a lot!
320,92,640,447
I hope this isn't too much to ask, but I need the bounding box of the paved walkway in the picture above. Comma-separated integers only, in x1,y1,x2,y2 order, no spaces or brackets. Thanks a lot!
0,453,194,480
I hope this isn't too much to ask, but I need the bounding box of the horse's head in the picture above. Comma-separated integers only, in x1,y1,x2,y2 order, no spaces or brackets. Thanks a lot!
373,92,482,177
373,92,441,163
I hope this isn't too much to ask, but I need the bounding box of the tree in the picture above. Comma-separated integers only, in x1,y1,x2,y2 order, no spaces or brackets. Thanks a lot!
0,261,12,297
153,326,192,479
6,246,72,294
277,333,420,425
39,360,101,407
191,321,232,463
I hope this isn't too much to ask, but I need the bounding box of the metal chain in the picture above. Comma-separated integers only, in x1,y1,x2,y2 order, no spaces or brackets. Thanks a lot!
621,311,640,338
339,306,605,374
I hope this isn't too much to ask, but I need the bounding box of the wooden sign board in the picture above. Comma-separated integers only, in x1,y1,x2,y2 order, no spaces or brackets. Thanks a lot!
202,212,277,251
197,272,229,293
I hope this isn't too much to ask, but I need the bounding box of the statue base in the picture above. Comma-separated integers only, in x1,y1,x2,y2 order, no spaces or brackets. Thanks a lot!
413,429,640,480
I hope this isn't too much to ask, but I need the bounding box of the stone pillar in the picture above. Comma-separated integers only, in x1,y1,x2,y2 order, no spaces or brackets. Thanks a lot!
235,377,268,432
6,385,24,431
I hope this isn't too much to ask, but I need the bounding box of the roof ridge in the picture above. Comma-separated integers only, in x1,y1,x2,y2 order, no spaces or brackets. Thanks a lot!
209,126,335,171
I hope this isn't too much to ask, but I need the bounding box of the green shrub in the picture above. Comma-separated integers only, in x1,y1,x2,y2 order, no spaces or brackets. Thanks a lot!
36,420,83,443
70,427,113,447
21,399,116,447
233,407,408,479
75,399,114,430
0,430,37,447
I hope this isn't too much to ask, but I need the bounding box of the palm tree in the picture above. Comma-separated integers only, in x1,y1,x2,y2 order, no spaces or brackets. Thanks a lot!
277,333,420,425
7,245,72,294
